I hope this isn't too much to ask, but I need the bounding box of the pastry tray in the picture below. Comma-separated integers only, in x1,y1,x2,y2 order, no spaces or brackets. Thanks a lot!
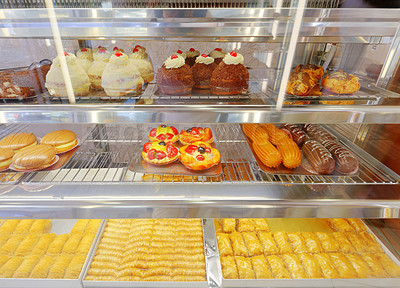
81,219,208,288
204,219,400,287
0,219,105,288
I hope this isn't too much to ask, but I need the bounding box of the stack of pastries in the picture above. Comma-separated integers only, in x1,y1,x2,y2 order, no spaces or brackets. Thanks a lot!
0,219,101,279
85,219,206,282
215,218,400,280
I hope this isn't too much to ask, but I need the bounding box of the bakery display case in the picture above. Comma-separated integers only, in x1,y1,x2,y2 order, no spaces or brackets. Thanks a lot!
0,0,400,287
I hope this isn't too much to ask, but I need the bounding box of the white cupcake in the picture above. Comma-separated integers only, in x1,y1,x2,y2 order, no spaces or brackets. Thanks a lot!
133,45,149,59
45,52,90,97
88,48,111,90
102,51,144,96
129,48,154,83
76,48,93,72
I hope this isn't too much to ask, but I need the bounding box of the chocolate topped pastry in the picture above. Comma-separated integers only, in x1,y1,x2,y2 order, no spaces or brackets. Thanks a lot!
302,140,335,175
191,54,217,89
294,64,324,81
286,71,315,96
210,51,249,95
321,139,359,174
156,54,194,94
322,71,360,94
185,48,200,67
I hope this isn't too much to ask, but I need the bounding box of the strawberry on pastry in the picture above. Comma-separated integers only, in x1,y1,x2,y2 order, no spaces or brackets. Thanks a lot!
179,141,221,171
142,141,179,165
179,127,213,145
148,125,179,143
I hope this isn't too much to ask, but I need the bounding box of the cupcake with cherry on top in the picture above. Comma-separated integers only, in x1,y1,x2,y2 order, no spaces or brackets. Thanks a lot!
210,51,249,95
185,48,200,67
148,125,179,143
191,54,217,89
156,54,194,94
176,50,187,60
209,48,226,65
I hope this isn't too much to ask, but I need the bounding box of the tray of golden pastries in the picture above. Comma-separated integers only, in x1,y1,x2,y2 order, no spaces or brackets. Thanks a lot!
0,219,104,288
82,219,208,287
209,218,400,287
242,123,360,176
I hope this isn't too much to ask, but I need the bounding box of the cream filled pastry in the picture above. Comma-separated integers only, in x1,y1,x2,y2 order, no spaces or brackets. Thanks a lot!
176,50,187,59
133,45,149,59
94,46,106,53
129,48,154,83
185,48,200,66
76,48,93,72
112,46,125,53
12,144,56,171
102,51,144,96
0,148,15,170
0,132,37,151
209,48,226,65
45,52,90,97
88,48,111,90
40,130,78,154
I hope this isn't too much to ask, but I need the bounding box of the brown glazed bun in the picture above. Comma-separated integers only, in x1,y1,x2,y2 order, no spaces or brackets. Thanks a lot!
156,55,194,94
286,71,315,96
0,132,37,151
322,71,360,94
294,64,324,81
12,144,56,170
210,52,249,95
40,130,77,153
0,148,15,170
192,54,218,89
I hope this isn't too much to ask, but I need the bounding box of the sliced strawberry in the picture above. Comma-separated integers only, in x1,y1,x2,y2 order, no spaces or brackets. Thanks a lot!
190,128,200,135
156,134,166,141
186,145,198,154
196,155,205,161
143,142,152,153
166,133,174,140
148,149,156,160
205,147,211,153
167,145,178,158
149,128,157,137
171,126,178,135
157,151,167,160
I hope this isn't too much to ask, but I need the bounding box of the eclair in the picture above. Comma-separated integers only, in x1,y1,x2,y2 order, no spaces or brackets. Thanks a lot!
0,132,37,151
40,130,77,153
0,148,15,170
12,144,56,171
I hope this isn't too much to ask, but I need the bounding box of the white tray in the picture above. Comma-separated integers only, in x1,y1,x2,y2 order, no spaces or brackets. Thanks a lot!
0,219,105,288
206,219,400,288
82,219,208,288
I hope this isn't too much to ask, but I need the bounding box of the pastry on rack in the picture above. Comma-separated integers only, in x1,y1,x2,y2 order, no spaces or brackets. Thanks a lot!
76,48,93,72
102,51,144,96
252,140,282,168
94,46,106,53
0,132,37,152
112,47,125,53
185,48,200,67
234,256,255,279
276,137,302,169
88,48,111,90
280,124,308,147
266,255,291,279
45,52,90,97
12,144,56,171
142,141,179,165
176,50,187,59
286,71,315,96
129,48,154,83
191,54,218,89
40,130,78,154
282,253,308,278
242,124,269,143
313,253,340,279
322,71,360,94
148,125,179,142
294,64,324,82
179,127,213,145
0,148,14,170
210,51,249,95
156,54,194,94
209,48,226,65
220,256,238,279
133,45,149,60
251,255,273,279
302,140,335,175
179,141,221,170
259,124,289,146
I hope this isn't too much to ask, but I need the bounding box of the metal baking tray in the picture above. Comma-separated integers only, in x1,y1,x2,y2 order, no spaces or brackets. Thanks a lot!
206,219,400,287
82,219,208,288
0,219,105,288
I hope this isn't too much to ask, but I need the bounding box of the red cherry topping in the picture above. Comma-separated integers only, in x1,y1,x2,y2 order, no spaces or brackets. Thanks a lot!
115,52,123,57
201,54,207,58
98,46,102,48
99,49,106,53
81,48,87,52
230,51,237,57
171,55,178,59
215,48,222,51
113,47,119,51
177,50,183,54
190,48,195,52
64,52,69,56
132,48,139,53
135,45,142,49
